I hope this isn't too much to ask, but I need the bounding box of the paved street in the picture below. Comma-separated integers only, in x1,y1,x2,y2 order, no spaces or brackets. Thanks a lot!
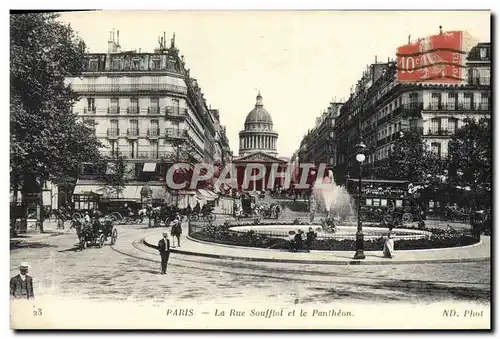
10,224,490,305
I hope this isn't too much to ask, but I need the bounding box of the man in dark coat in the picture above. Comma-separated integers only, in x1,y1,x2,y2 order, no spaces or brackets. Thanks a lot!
10,262,34,299
305,227,317,251
157,233,171,275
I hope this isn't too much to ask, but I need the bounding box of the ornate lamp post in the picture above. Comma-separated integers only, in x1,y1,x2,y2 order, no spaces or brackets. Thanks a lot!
354,141,367,260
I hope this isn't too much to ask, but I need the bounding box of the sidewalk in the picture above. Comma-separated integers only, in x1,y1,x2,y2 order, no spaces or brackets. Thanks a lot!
11,220,67,243
141,225,490,265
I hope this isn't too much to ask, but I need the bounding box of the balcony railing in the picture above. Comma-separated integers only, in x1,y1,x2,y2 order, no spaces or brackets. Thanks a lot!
424,103,490,112
148,106,161,114
147,128,161,137
83,107,96,114
165,128,187,139
165,106,188,118
122,151,173,160
468,76,491,86
127,106,140,114
392,102,423,118
71,83,188,95
127,128,140,137
107,107,120,114
427,128,450,136
106,128,120,137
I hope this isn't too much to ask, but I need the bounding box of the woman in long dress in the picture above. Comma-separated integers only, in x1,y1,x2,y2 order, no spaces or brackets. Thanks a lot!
383,232,395,258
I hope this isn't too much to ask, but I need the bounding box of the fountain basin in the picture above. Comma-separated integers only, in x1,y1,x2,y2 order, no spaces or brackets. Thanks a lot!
228,225,431,240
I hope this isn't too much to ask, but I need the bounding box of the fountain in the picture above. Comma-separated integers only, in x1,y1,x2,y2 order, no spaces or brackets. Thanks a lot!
313,170,355,222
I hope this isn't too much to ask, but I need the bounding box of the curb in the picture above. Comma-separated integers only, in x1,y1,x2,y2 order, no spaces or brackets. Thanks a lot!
142,236,490,266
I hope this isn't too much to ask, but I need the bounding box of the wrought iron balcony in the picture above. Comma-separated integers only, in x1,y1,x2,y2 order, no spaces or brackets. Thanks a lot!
423,103,490,112
148,106,161,115
147,128,161,139
122,151,173,160
71,83,188,95
106,128,120,139
165,128,187,139
127,106,140,114
426,128,450,136
107,107,120,114
126,128,140,139
165,106,188,119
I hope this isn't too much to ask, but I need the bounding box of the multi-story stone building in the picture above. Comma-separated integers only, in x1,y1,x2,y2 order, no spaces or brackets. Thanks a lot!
66,31,232,207
297,101,343,169
297,41,491,185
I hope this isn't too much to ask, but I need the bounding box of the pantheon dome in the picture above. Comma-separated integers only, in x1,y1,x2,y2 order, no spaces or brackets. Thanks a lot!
239,93,279,157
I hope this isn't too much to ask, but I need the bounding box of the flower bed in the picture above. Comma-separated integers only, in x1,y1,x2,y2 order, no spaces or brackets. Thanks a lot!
189,220,478,251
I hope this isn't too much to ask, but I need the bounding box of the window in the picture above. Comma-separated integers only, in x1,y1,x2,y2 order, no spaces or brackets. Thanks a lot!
480,93,489,110
150,119,159,136
430,118,441,133
480,48,487,59
430,93,441,110
129,119,139,135
447,93,457,110
463,93,473,110
172,99,180,115
129,98,139,114
431,142,441,158
448,118,458,134
131,59,140,70
409,92,419,104
366,199,372,206
150,98,159,114
111,58,121,71
109,119,119,137
87,98,95,113
109,98,119,114
150,140,158,158
152,59,161,70
89,59,98,71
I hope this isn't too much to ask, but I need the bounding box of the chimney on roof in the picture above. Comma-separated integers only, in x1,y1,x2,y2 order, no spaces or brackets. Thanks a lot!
408,35,411,44
117,30,120,45
439,25,443,35
375,55,377,63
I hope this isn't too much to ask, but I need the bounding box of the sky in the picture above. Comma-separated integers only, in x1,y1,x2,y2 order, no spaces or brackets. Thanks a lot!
58,10,490,157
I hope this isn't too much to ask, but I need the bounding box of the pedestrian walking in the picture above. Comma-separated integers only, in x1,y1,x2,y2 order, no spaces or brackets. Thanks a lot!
10,262,34,300
306,227,317,251
383,232,395,258
157,233,171,275
170,213,182,247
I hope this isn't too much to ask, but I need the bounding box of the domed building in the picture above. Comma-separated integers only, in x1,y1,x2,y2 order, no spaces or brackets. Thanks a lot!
238,93,279,157
234,93,287,192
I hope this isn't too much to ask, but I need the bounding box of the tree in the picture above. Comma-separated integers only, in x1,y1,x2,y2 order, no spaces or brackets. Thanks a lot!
448,117,491,208
373,129,444,183
10,13,102,230
98,155,133,199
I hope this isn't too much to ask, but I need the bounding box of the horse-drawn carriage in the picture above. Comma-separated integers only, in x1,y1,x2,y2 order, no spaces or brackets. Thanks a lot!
188,202,216,222
233,195,283,220
71,217,118,250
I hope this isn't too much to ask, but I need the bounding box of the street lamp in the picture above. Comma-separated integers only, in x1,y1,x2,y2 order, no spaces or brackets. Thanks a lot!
354,141,367,260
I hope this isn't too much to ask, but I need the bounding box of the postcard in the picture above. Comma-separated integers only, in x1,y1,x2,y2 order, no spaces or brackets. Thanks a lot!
9,9,491,330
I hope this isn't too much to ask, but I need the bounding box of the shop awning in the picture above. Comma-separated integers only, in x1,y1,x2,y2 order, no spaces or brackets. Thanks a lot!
73,185,104,195
197,189,215,200
119,186,142,200
143,163,157,172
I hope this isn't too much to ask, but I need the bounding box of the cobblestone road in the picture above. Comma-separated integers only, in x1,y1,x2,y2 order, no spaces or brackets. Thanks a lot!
10,224,490,305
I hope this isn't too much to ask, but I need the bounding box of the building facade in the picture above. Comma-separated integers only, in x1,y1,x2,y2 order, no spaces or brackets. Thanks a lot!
66,31,232,207
297,41,491,185
297,101,343,169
